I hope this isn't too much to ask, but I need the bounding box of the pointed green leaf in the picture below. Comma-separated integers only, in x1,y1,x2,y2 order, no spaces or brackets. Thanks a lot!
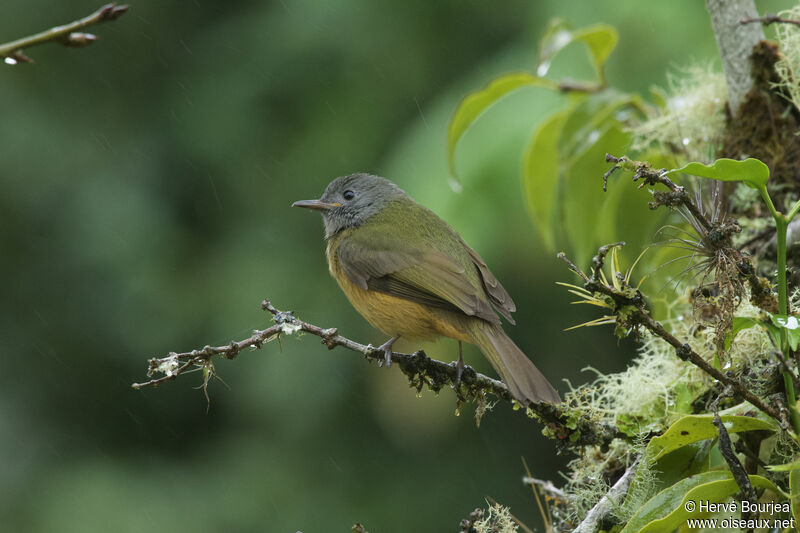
523,109,570,251
447,73,557,178
647,413,778,461
666,158,770,190
537,20,618,82
622,472,786,533
571,25,619,82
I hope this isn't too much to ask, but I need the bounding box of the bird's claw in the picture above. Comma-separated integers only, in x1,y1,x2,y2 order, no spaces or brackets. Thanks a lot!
377,336,398,368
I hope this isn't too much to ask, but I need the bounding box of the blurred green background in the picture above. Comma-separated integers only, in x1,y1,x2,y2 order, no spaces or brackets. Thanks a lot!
0,1,793,531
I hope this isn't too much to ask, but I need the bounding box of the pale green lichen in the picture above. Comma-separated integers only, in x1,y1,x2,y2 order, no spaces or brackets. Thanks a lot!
560,439,633,526
557,293,774,525
473,503,518,533
774,6,800,114
632,64,727,161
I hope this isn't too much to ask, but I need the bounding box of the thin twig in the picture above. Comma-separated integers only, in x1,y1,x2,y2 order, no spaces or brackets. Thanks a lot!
605,154,712,231
522,476,568,501
0,3,128,64
132,299,626,449
557,79,605,93
740,14,800,27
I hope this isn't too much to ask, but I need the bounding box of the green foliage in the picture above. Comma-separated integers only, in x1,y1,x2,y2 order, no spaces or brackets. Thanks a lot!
667,158,770,190
622,471,785,533
647,412,778,462
536,19,618,83
522,109,568,251
447,73,556,177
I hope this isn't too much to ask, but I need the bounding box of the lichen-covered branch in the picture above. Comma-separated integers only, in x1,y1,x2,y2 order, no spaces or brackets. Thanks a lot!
573,459,639,533
604,154,778,314
558,245,782,424
0,3,128,64
132,299,625,449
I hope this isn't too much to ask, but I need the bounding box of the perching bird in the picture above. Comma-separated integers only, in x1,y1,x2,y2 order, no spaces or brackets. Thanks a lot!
293,173,560,405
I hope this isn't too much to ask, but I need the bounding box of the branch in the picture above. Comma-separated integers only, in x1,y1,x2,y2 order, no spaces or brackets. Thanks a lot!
604,154,711,231
712,393,758,519
0,3,128,64
132,299,625,449
604,154,779,314
573,459,639,533
558,245,783,424
740,14,800,28
706,0,765,116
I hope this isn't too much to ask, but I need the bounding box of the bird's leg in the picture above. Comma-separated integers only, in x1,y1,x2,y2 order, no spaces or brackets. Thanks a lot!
455,341,465,388
377,336,398,367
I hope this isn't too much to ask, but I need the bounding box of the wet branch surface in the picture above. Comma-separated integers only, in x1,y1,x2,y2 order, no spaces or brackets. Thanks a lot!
0,3,128,64
132,299,625,449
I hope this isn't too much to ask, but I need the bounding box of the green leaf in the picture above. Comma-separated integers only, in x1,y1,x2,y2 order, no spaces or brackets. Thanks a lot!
651,441,712,490
537,19,619,83
557,91,635,161
620,471,729,533
647,413,778,462
666,158,770,190
622,472,786,533
767,459,800,473
572,25,619,82
724,316,760,351
770,314,800,350
523,109,570,252
447,73,557,178
562,122,630,268
792,468,800,523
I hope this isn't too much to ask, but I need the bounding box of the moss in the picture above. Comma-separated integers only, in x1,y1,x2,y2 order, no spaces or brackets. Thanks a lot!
632,64,727,162
721,40,800,206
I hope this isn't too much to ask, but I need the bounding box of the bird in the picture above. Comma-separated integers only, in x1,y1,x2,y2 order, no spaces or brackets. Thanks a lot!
292,173,560,405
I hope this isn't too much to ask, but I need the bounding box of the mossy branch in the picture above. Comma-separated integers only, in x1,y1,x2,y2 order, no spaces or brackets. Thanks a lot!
558,245,783,425
132,299,625,449
573,458,639,533
0,3,128,64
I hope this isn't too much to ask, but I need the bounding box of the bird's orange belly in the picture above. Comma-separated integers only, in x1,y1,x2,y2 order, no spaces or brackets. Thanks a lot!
331,262,471,343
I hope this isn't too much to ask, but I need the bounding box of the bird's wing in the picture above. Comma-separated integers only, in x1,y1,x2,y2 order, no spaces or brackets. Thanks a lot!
461,241,516,324
336,235,501,324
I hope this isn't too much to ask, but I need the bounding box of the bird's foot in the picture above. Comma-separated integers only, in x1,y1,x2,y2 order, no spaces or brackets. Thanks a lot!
377,336,398,367
455,341,465,389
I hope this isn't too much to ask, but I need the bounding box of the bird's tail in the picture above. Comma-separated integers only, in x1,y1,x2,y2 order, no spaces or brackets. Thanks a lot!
468,321,560,405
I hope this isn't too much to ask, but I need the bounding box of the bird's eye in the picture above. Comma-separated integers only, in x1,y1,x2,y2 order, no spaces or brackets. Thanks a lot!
343,190,355,201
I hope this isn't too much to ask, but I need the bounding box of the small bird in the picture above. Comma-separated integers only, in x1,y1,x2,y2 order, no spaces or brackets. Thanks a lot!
293,173,560,405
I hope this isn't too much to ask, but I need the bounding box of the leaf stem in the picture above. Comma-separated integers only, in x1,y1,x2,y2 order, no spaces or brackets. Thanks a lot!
761,185,800,433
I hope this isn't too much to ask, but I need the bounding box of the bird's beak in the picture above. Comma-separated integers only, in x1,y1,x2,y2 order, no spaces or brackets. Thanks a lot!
291,199,341,211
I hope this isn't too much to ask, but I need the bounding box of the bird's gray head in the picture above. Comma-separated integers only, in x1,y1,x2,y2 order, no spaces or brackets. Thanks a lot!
292,173,409,238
